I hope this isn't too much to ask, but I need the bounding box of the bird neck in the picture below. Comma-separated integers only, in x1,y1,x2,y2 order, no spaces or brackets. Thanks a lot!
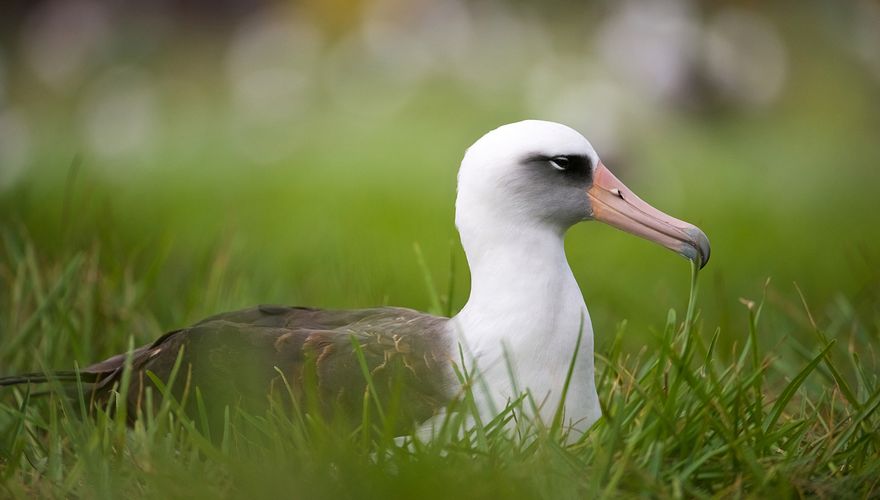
453,220,589,351
451,219,599,432
460,221,563,299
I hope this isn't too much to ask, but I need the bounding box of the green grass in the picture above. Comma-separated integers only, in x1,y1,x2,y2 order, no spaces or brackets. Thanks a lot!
0,229,877,499
1,9,879,494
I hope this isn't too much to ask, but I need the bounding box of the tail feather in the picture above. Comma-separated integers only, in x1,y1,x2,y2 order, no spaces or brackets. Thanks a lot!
0,371,102,387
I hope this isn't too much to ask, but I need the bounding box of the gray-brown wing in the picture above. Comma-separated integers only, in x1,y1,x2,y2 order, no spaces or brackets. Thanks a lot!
85,305,454,432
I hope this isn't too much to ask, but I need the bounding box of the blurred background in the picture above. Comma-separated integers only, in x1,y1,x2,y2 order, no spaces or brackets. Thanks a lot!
0,0,878,361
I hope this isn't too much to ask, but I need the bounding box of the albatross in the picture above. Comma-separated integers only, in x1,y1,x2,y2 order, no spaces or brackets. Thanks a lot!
0,120,709,437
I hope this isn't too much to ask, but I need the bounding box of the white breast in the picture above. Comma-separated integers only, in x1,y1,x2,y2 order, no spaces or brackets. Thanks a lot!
449,224,601,436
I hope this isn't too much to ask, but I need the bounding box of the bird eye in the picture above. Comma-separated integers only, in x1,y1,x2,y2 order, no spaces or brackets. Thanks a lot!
549,156,569,171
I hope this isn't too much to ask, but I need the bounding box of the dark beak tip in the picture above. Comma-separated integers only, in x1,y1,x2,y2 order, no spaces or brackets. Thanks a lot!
682,228,711,270
699,251,710,269
696,232,711,269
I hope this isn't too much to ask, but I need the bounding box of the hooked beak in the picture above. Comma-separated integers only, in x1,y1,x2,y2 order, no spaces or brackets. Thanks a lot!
587,162,710,269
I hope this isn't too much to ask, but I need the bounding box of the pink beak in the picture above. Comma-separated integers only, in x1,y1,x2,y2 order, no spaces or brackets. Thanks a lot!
587,163,710,268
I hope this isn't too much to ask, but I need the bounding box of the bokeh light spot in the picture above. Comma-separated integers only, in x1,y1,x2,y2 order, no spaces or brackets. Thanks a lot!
80,67,159,165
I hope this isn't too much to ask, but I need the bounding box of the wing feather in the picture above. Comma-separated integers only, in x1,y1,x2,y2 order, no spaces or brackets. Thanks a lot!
81,305,453,431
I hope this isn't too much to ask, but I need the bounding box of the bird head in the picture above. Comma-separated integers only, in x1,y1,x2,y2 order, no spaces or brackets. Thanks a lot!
456,120,710,268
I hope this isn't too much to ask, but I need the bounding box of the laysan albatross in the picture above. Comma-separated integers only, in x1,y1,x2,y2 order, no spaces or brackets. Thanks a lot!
0,120,709,437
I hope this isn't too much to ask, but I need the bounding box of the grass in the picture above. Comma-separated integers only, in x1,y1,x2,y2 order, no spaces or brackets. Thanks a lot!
0,228,878,499
3,17,880,493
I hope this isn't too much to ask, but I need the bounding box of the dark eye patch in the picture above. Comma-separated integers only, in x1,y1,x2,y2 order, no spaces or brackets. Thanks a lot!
523,153,593,183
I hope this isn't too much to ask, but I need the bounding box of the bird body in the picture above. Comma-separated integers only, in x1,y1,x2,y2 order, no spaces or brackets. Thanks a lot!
0,120,710,438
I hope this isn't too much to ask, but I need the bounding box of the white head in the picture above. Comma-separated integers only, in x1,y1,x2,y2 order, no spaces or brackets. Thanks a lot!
455,120,710,267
